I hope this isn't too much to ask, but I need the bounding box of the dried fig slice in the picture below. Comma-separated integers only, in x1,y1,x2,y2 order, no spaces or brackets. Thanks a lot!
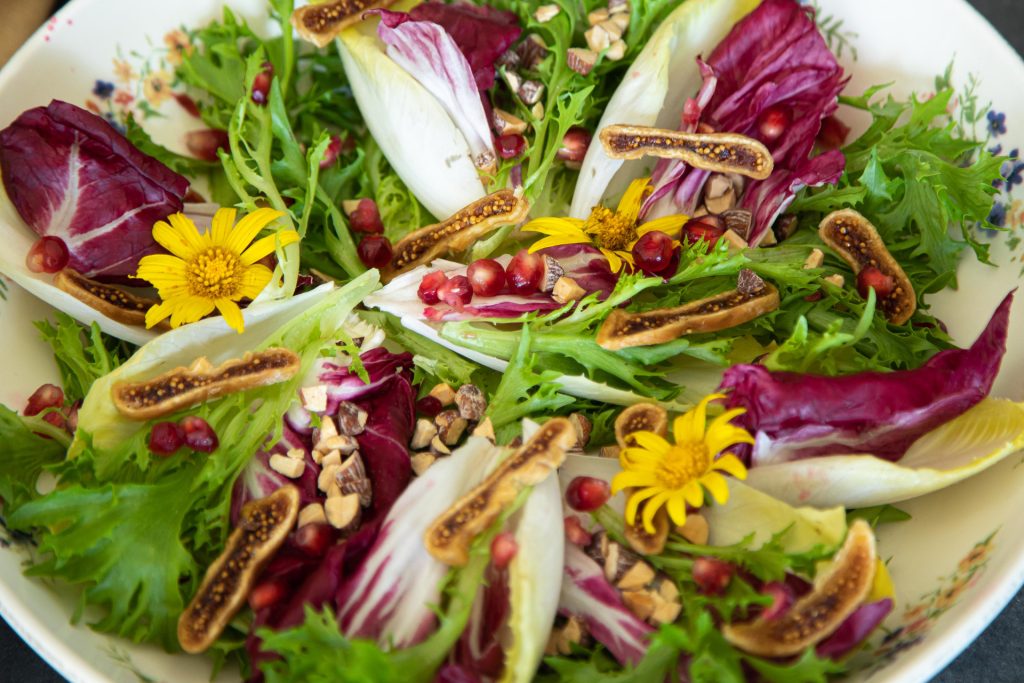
387,190,529,279
614,403,670,554
291,0,399,48
53,269,168,329
722,519,877,658
818,209,917,325
425,417,575,566
596,282,780,350
112,348,300,420
178,486,300,653
600,124,774,180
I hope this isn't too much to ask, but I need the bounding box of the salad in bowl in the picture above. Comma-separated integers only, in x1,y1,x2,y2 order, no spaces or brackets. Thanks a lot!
0,0,1022,681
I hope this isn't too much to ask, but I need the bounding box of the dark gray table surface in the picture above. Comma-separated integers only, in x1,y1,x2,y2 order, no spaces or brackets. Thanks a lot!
3,0,1024,681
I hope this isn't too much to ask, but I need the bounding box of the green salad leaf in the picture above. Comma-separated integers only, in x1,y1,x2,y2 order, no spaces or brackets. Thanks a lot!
35,312,131,404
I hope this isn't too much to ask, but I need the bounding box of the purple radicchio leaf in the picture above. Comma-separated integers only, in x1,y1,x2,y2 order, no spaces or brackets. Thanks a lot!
0,100,189,278
230,423,320,525
721,290,1015,465
560,544,654,665
373,10,496,171
816,598,893,659
408,1,521,91
642,0,847,245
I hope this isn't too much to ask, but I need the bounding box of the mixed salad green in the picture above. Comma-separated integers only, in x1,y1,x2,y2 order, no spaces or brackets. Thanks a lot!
0,0,1021,682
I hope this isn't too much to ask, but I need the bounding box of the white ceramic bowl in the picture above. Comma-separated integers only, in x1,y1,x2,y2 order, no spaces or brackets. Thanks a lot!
1,1,1023,681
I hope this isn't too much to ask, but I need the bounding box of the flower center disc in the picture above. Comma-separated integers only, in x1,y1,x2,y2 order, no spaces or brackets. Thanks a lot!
187,247,243,299
656,442,711,489
584,206,637,251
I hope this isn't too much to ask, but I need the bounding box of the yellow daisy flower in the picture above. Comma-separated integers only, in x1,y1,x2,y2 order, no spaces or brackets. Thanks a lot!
522,177,688,273
611,394,753,533
136,207,299,333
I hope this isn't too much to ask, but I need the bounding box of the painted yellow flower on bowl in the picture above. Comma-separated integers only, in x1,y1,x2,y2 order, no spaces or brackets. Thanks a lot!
522,177,689,273
142,69,174,106
136,207,299,333
612,393,753,532
163,29,194,66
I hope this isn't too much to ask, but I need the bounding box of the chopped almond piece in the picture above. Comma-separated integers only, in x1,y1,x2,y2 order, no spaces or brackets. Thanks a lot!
804,248,825,270
411,452,437,476
411,418,438,449
617,561,657,591
325,494,360,530
269,454,305,479
428,383,457,406
298,503,327,527
300,385,328,413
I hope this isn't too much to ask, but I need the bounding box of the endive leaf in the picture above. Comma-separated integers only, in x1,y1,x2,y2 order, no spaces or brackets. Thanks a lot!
744,399,1024,508
337,19,486,220
569,0,759,218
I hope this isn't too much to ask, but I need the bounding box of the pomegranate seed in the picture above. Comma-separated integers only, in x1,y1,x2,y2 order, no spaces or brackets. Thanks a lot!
293,523,334,557
804,291,824,302
564,516,593,546
357,235,393,269
181,415,219,453
416,395,443,417
467,259,507,297
760,581,794,621
497,134,527,159
185,128,229,162
42,411,66,429
692,557,735,595
248,578,288,611
347,198,385,234
817,115,851,150
319,135,344,170
173,92,201,118
149,422,185,456
632,230,677,276
490,531,519,568
856,266,895,300
26,236,70,274
565,476,611,512
183,188,207,203
65,401,80,433
251,61,274,105
505,249,544,294
757,105,791,143
438,275,474,308
557,127,592,167
24,384,64,416
418,271,448,305
682,217,725,248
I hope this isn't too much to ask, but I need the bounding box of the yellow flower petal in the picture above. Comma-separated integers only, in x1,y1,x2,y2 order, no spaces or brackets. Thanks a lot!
521,217,586,236
153,216,204,259
240,230,301,266
210,208,237,244
620,448,664,469
711,453,748,480
615,250,635,268
238,264,274,300
707,408,749,434
705,423,755,456
168,296,214,328
624,486,663,526
600,248,624,273
682,480,704,508
215,299,245,333
528,233,592,253
666,493,688,528
700,471,731,505
641,489,675,533
610,470,659,493
637,215,689,237
616,178,651,224
224,207,286,254
144,301,174,329
628,431,672,455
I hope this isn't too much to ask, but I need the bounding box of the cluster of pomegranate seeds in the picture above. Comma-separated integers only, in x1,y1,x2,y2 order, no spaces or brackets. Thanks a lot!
251,61,274,105
438,275,473,308
632,230,677,276
26,236,69,274
293,523,334,557
856,266,895,299
497,134,527,160
149,416,219,456
557,127,592,166
24,384,64,417
759,581,795,621
467,258,506,297
357,235,393,269
149,421,186,456
181,415,219,453
691,557,735,595
248,578,288,611
347,198,385,234
418,270,448,305
757,105,791,143
506,249,544,294
682,216,726,248
564,515,593,546
416,395,443,417
185,128,230,162
490,531,519,568
565,476,611,512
